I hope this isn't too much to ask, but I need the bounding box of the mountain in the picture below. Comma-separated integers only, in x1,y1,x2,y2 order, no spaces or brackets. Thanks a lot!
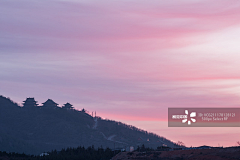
0,95,177,155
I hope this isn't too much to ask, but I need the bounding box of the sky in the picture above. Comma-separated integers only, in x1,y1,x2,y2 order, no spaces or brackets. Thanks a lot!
1,0,240,147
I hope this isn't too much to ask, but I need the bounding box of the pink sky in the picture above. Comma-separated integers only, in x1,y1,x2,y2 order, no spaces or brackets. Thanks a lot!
1,0,240,147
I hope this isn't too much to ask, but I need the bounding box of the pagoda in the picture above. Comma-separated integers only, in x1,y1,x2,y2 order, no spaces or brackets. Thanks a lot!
42,99,58,108
23,98,38,107
62,102,74,110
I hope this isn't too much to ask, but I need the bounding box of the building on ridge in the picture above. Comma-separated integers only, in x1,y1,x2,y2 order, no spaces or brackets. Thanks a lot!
23,97,38,107
62,102,74,110
42,99,58,108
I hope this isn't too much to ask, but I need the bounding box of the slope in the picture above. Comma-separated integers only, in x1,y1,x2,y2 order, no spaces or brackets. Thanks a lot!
0,95,177,154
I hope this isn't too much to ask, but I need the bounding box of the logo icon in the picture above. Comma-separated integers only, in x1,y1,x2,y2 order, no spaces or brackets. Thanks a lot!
182,110,196,125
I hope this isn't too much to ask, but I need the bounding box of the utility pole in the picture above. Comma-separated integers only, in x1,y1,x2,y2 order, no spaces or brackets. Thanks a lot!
114,142,115,154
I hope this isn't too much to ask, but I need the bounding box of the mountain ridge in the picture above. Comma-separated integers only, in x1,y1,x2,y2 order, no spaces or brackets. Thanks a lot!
0,95,177,154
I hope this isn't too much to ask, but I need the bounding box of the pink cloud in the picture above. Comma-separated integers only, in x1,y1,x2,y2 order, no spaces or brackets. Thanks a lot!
1,0,240,147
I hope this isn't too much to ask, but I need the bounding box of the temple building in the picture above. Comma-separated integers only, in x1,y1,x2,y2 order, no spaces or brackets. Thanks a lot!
42,99,58,108
62,102,74,110
23,98,38,107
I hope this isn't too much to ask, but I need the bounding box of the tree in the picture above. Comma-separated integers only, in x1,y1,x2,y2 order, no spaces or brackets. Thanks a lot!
176,141,185,147
81,108,86,113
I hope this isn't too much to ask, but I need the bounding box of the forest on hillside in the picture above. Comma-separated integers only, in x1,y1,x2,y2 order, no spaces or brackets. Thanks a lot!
0,95,178,155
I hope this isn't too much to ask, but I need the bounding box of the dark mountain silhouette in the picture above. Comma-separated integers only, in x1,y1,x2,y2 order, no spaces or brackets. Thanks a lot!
0,95,177,155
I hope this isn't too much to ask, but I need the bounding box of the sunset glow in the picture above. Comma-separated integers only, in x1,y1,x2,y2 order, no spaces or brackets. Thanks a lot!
1,0,240,147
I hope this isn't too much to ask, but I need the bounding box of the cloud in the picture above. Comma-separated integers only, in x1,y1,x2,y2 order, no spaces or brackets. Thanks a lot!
2,0,240,54
1,0,240,147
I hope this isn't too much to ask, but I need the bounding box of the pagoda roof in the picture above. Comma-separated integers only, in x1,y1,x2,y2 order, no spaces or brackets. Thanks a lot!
42,99,58,105
23,97,37,102
23,97,38,107
64,102,72,106
62,102,73,109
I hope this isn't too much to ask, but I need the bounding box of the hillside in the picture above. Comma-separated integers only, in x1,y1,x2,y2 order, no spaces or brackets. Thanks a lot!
0,95,176,155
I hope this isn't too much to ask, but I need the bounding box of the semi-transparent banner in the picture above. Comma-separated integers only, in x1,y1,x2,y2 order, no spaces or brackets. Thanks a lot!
168,108,240,127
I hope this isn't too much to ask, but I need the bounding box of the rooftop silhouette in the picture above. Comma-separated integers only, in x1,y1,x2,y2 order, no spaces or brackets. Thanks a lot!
23,97,38,107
